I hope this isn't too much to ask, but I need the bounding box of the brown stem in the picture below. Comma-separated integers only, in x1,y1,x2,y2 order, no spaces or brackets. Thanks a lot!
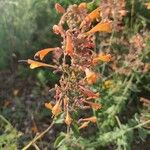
22,121,54,150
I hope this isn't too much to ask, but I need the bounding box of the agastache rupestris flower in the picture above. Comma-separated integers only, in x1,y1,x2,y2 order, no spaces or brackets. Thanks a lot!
22,1,116,129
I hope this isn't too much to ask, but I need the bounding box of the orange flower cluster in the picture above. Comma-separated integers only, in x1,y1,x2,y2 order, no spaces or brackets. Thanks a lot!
24,2,113,129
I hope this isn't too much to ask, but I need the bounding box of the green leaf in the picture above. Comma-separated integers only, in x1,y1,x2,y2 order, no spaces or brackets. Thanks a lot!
138,128,149,141
71,123,80,137
54,132,66,148
54,113,64,124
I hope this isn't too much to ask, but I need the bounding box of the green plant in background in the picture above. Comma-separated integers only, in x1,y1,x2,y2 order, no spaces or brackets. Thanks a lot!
0,115,22,150
0,0,36,69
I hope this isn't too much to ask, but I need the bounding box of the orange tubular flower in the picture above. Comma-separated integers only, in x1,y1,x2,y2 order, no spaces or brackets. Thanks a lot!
80,7,101,28
65,33,74,56
79,85,100,99
65,110,73,126
92,54,111,65
27,59,57,69
83,100,102,110
85,20,112,35
79,121,90,129
52,101,62,117
55,3,65,14
85,68,98,85
45,102,53,110
34,48,57,60
81,116,97,123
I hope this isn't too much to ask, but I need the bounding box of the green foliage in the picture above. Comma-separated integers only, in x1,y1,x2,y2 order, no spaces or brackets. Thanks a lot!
0,0,36,69
0,115,21,150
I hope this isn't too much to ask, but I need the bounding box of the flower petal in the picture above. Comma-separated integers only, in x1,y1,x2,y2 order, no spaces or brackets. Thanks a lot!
27,59,56,69
81,116,97,123
34,48,57,60
85,20,112,35
80,7,100,28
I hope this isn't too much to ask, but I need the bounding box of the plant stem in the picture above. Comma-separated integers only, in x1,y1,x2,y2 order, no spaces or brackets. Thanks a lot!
22,121,54,150
127,119,150,131
131,0,135,29
0,115,12,126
